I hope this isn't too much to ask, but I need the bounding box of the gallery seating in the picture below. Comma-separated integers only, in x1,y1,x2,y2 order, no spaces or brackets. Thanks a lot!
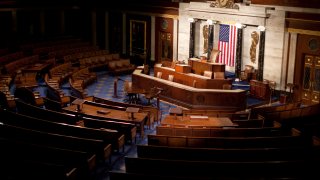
1,137,95,179
1,108,123,155
108,58,136,75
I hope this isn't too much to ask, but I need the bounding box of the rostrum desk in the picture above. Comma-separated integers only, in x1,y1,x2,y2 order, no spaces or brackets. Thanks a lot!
132,68,247,111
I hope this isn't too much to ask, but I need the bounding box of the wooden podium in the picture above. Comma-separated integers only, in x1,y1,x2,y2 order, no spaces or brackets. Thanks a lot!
188,58,225,75
249,80,270,100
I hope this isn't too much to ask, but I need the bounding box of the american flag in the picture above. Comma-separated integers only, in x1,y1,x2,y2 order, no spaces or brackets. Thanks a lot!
217,24,237,66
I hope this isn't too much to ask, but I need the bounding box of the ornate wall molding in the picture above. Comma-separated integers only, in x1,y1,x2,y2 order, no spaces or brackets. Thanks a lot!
209,0,240,9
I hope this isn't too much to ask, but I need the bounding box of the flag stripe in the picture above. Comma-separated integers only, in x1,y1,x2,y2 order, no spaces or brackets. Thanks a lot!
218,24,237,66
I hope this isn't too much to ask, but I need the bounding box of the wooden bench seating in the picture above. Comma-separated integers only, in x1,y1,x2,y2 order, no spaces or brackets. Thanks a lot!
44,74,73,106
1,156,78,180
156,126,289,137
70,67,97,89
43,97,66,111
265,103,320,128
49,62,77,84
4,55,40,77
82,116,137,144
0,123,111,165
0,51,24,66
14,99,135,145
1,137,94,179
181,109,246,118
107,58,136,75
48,45,98,61
14,87,44,107
62,100,148,138
147,129,309,149
109,171,213,180
136,144,319,162
69,78,89,99
124,156,318,179
1,109,124,153
232,118,266,128
90,96,162,127
250,101,302,118
15,99,79,124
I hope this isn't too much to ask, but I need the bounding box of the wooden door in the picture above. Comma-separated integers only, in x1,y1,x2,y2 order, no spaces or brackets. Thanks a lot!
158,32,172,62
301,55,320,104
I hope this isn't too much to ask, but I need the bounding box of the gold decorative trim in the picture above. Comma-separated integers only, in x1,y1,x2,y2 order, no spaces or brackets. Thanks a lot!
209,0,239,9
287,28,320,36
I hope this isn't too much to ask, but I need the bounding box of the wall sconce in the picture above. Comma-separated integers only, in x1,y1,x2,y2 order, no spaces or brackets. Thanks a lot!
207,20,218,25
188,18,195,23
258,25,266,31
235,22,246,29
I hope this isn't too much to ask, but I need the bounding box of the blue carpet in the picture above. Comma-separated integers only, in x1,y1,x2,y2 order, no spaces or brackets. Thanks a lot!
30,68,273,112
84,70,176,119
225,71,236,79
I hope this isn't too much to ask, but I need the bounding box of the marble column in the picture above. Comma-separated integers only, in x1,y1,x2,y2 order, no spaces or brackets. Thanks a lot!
257,27,266,81
173,19,178,61
151,16,155,62
207,24,214,60
189,19,195,58
235,28,243,78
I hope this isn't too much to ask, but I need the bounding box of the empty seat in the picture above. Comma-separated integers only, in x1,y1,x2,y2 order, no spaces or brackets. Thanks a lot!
168,75,174,82
214,72,225,79
203,71,213,79
156,72,162,78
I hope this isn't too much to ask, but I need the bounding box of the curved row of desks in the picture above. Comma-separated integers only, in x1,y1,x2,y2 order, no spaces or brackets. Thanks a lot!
132,69,247,111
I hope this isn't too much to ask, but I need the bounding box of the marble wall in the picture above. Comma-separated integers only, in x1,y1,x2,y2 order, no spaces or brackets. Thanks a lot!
178,2,286,90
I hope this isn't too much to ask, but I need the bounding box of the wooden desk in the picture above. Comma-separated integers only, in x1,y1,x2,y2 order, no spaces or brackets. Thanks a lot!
133,68,247,110
154,65,232,89
161,115,236,128
126,88,146,104
169,107,183,119
188,58,225,75
63,103,148,137
250,80,270,100
175,64,191,73
22,62,52,79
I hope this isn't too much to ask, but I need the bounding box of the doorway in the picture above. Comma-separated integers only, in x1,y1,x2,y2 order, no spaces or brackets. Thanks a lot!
158,32,172,62
301,55,320,104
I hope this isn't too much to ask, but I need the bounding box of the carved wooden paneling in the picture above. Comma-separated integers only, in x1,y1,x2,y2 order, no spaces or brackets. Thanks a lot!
294,34,320,102
251,0,320,9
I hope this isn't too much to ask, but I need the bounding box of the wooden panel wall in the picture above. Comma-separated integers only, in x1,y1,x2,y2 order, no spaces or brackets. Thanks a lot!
251,0,320,9
155,17,174,63
294,34,320,101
